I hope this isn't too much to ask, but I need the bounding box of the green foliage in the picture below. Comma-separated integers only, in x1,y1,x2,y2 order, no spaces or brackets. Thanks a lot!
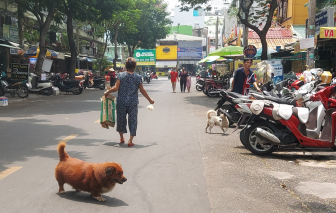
116,0,172,55
93,57,111,73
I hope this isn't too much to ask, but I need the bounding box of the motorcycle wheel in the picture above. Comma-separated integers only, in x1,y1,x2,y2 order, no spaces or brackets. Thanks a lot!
239,129,248,148
331,146,336,151
72,86,82,95
203,86,208,95
155,76,158,79
0,86,5,96
45,88,53,96
207,86,218,98
243,122,275,155
217,105,235,126
17,84,29,98
196,85,203,91
147,79,150,83
99,83,105,90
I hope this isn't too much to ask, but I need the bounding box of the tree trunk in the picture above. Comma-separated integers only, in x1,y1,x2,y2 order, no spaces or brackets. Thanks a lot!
259,33,268,60
127,45,132,57
113,27,119,70
99,28,108,74
17,4,24,47
35,7,55,75
66,12,77,79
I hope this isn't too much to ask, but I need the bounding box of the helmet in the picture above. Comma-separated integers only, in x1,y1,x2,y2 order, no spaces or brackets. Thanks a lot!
331,77,336,86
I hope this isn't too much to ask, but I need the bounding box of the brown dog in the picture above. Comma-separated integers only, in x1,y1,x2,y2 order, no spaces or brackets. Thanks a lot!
55,142,127,202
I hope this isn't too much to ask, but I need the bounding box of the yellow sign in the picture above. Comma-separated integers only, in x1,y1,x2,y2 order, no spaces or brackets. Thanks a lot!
234,60,261,72
137,61,155,66
156,46,177,60
157,72,166,76
320,27,336,38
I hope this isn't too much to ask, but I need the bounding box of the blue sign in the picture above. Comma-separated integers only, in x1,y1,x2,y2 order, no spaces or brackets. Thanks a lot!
177,47,202,59
276,46,281,52
244,45,257,58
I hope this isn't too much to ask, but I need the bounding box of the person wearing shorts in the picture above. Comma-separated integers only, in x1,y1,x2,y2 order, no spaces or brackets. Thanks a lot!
170,69,179,93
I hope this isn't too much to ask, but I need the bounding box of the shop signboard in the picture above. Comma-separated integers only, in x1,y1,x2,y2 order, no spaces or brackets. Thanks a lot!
320,27,336,38
234,60,260,72
243,45,257,58
267,60,283,85
156,46,177,60
315,7,334,35
177,47,202,59
134,49,156,66
11,64,29,80
10,48,18,55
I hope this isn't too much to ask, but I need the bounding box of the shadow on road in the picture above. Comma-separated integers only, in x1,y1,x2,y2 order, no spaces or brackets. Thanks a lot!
289,202,336,213
57,191,128,207
184,94,219,109
103,142,157,149
0,118,104,173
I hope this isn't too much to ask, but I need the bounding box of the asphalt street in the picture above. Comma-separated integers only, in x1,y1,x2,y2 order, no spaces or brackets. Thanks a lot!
1,77,336,213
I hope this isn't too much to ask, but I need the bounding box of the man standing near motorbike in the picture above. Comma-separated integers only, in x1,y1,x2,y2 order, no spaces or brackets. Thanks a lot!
169,68,179,93
231,58,261,95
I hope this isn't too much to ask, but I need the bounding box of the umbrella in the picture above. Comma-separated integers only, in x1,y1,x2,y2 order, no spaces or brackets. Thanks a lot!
197,56,220,64
23,46,58,57
208,46,244,57
254,47,277,59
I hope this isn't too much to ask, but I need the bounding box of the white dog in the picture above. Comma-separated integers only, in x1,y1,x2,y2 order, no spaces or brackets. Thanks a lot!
205,110,229,134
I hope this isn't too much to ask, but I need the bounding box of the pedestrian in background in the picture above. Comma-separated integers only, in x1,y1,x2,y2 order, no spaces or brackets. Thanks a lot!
169,68,179,93
104,57,154,147
109,68,116,87
186,72,192,93
179,67,188,93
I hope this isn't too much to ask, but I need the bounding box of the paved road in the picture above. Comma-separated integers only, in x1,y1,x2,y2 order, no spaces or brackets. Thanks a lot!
0,77,336,213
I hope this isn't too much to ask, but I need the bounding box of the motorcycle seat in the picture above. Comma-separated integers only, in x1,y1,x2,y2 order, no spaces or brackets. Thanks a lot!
264,96,296,106
214,80,223,84
63,79,78,85
227,91,250,99
37,80,50,83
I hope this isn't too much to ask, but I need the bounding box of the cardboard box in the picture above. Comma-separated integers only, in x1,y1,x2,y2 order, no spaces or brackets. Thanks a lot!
100,94,116,129
0,97,8,106
321,71,332,84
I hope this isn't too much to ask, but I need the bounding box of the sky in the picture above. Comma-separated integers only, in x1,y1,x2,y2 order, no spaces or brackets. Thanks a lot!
165,0,180,12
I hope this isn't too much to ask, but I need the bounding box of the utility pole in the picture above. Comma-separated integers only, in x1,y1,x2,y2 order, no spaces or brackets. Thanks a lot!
306,0,316,68
242,0,249,47
215,16,219,50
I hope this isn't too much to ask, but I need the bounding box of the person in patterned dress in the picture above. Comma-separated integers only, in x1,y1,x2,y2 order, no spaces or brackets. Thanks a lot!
104,57,154,147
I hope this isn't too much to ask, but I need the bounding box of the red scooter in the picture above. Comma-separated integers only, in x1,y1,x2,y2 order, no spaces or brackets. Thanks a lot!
239,84,336,155
151,72,158,79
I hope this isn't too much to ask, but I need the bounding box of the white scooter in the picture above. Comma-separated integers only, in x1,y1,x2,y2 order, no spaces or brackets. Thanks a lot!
27,73,53,96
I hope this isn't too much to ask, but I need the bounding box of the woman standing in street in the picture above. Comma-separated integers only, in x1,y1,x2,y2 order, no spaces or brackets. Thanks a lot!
186,72,192,92
104,57,154,147
179,68,188,93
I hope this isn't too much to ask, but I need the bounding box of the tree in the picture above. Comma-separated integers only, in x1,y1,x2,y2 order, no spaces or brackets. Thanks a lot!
10,0,59,74
117,0,172,57
109,5,141,69
179,0,279,60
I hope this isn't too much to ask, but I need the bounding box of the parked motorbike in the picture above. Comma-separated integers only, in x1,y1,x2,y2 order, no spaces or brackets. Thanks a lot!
0,69,29,98
51,74,83,95
239,83,336,155
82,74,106,90
27,73,53,95
204,74,231,97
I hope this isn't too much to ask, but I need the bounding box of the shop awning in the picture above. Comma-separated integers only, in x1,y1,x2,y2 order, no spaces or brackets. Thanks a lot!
272,52,307,60
198,56,220,64
156,61,177,68
320,27,336,38
248,38,298,49
0,43,20,49
23,46,57,57
87,58,96,62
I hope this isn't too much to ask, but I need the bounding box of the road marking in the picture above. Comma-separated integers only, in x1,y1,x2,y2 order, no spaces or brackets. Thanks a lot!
59,134,78,143
0,167,22,181
95,119,100,123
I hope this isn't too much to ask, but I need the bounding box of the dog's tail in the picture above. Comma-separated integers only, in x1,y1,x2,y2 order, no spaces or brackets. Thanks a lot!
207,110,217,119
57,142,69,161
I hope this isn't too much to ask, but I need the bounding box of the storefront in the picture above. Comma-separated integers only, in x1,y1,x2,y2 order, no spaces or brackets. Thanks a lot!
156,45,177,75
177,41,202,74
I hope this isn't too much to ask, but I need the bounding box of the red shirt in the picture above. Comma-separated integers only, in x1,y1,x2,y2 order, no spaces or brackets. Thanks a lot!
170,71,178,82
